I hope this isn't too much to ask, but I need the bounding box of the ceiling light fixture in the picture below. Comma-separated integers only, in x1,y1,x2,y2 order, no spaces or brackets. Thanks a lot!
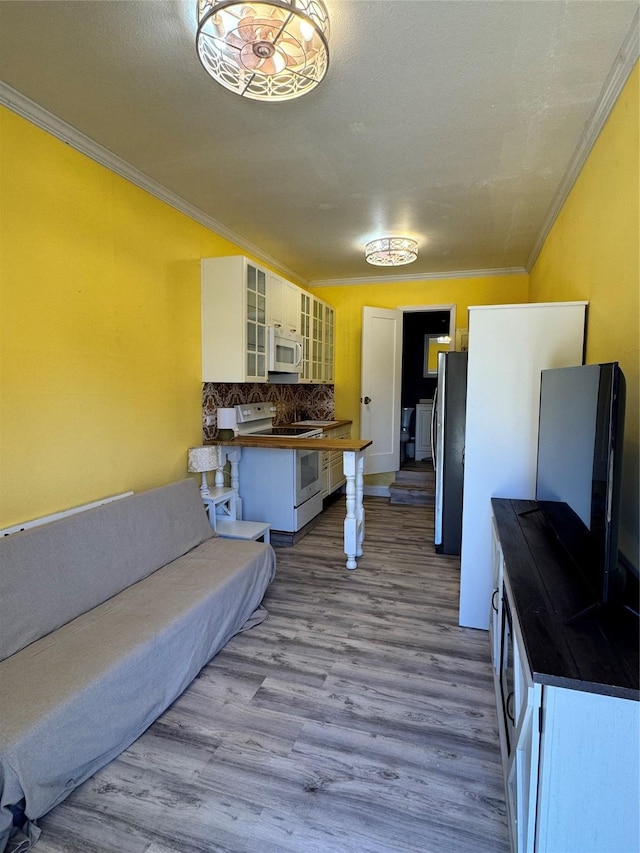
365,238,418,267
196,0,330,102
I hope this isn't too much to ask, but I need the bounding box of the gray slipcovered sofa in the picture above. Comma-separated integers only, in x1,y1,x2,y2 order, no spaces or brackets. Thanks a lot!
0,478,276,852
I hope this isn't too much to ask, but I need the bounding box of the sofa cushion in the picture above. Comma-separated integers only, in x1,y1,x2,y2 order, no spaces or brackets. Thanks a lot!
0,479,213,661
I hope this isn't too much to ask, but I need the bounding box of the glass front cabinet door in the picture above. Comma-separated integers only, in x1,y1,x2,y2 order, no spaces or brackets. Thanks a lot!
245,262,267,381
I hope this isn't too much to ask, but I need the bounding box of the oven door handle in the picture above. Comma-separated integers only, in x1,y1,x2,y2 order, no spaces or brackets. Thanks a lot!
295,341,303,367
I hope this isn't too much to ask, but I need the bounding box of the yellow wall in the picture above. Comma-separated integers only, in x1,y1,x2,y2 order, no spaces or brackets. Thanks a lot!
530,64,639,568
0,107,528,524
0,107,244,526
310,275,529,484
3,58,636,561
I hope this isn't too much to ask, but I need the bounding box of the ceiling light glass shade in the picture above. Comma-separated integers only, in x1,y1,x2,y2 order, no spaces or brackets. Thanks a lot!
196,0,330,102
365,238,418,267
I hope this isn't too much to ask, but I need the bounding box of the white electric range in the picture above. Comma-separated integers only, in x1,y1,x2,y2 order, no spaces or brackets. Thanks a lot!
235,403,322,439
234,403,323,533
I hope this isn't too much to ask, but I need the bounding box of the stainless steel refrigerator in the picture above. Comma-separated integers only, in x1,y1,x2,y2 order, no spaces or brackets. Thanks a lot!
432,351,468,554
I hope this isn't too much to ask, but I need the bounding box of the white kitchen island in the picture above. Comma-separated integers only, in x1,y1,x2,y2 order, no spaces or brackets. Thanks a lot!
207,436,372,570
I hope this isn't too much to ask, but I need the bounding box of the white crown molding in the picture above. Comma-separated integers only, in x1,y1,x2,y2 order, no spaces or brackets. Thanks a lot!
308,267,527,288
0,81,304,284
526,9,639,272
1,87,525,288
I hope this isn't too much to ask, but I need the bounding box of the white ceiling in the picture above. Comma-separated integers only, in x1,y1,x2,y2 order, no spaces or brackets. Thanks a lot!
0,1,637,285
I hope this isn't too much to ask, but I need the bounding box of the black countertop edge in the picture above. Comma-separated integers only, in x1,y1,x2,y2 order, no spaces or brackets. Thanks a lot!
532,671,639,702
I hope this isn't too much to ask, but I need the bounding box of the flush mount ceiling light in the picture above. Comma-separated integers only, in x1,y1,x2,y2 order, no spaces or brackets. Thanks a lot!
196,0,330,102
365,238,418,267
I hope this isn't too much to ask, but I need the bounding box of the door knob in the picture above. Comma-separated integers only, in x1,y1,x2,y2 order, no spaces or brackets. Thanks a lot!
363,396,371,405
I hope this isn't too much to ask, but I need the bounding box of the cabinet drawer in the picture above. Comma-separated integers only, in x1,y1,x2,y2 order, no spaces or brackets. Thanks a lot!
324,425,352,440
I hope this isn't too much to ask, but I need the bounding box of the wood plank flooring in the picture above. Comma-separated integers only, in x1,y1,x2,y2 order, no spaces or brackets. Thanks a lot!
35,498,509,853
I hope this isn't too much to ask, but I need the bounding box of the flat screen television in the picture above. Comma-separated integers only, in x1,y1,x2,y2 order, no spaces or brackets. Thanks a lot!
535,362,626,617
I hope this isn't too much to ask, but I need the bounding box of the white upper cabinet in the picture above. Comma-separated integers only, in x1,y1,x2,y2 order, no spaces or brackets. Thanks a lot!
267,274,302,334
323,303,335,383
311,297,334,383
201,256,268,383
273,286,334,384
299,291,313,382
202,256,335,384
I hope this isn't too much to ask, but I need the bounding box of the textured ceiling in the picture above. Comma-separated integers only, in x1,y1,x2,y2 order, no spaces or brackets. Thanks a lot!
0,1,637,285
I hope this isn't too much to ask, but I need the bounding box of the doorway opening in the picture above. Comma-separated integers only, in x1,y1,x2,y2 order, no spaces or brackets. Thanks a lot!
360,303,454,488
399,306,453,473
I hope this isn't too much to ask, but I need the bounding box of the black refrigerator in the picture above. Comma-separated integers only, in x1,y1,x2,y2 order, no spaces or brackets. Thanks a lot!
433,351,468,554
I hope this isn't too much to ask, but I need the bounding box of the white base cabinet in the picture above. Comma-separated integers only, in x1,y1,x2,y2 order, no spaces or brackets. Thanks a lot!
321,423,352,497
238,447,322,533
491,499,639,853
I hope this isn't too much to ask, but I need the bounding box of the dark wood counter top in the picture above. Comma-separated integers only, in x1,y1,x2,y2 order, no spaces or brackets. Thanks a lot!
492,498,638,701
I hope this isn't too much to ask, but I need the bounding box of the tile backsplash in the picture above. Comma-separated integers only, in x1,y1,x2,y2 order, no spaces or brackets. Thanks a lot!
202,383,335,441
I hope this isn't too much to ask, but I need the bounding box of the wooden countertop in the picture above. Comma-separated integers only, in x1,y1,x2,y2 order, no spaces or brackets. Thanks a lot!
205,419,365,452
205,435,371,452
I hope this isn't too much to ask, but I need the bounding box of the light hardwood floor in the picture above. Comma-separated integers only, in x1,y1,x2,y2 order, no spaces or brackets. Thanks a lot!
36,497,509,853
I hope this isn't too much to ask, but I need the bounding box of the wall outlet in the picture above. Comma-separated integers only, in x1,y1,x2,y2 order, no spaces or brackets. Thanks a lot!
204,414,216,425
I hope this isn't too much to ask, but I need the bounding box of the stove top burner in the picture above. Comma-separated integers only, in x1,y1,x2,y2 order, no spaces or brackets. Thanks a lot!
250,426,319,437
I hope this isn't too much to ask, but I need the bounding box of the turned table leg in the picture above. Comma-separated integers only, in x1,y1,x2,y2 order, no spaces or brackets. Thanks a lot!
224,448,242,520
343,449,366,570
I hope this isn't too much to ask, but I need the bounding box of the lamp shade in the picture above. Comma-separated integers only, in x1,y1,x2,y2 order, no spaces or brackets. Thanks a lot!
187,446,221,473
217,408,237,431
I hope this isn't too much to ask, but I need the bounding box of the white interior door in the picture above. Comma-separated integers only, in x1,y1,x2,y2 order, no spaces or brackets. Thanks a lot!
360,306,402,474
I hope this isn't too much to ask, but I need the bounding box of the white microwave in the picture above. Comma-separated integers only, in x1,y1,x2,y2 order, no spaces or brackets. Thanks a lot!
268,326,303,373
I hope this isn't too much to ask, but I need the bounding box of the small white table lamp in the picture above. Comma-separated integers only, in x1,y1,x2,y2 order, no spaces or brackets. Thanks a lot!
217,407,237,440
187,446,222,497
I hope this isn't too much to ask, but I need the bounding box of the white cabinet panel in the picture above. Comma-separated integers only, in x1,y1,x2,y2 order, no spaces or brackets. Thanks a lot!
268,274,302,333
536,688,639,853
202,256,267,383
459,302,587,629
284,281,302,334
